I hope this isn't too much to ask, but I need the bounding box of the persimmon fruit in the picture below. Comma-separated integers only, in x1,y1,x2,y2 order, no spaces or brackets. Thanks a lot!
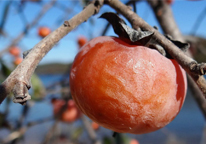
130,139,139,144
61,106,80,123
165,0,174,5
9,46,20,57
69,36,187,134
38,27,51,38
77,36,87,48
51,99,81,123
51,98,65,115
13,57,23,65
91,121,100,130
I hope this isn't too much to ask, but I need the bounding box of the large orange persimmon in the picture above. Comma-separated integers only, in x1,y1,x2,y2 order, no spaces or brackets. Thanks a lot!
69,36,187,134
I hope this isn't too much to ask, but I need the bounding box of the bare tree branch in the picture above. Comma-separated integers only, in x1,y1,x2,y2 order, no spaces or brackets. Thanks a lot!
0,1,12,37
0,0,56,58
41,120,59,144
147,0,206,119
191,6,206,36
81,115,102,144
1,116,53,144
0,0,103,104
147,1,184,41
106,0,206,97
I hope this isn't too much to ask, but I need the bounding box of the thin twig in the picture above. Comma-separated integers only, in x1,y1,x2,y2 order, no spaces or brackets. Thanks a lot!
10,103,30,144
131,1,137,13
41,120,59,144
0,0,56,58
1,127,27,144
1,116,53,144
191,6,206,36
106,0,206,97
101,22,110,36
0,1,12,37
81,115,102,144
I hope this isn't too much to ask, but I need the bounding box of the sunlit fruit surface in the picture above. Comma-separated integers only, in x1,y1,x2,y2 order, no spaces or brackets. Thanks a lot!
70,36,187,134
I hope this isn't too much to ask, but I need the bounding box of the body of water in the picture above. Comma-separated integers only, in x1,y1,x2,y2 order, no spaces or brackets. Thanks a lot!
0,74,205,144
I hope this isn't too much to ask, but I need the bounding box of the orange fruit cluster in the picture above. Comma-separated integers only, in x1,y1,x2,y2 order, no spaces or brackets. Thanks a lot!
9,46,22,65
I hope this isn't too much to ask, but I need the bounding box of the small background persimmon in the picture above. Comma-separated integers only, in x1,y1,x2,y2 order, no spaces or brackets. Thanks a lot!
9,46,20,57
130,139,139,144
165,0,174,5
38,26,51,38
77,36,87,48
13,57,23,66
51,99,81,123
91,121,100,130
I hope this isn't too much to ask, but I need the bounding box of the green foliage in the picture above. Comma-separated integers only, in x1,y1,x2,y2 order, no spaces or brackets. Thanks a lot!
71,127,83,140
30,74,46,101
103,137,113,144
0,59,12,78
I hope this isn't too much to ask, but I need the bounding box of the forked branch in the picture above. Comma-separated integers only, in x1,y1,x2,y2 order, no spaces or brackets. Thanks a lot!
0,0,103,104
147,0,206,119
106,0,206,97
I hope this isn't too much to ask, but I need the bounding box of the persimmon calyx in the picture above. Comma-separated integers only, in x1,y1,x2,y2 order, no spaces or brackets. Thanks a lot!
99,12,190,59
120,22,154,45
12,81,31,105
99,12,153,45
165,34,190,52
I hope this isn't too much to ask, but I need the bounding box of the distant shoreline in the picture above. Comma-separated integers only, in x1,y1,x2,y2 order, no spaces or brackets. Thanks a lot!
35,63,72,75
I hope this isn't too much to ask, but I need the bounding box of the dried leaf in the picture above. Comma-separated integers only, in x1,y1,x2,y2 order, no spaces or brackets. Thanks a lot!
99,12,153,45
165,34,190,52
120,22,154,45
99,12,127,38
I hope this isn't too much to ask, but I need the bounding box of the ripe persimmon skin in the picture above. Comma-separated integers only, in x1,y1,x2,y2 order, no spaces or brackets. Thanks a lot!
70,36,187,134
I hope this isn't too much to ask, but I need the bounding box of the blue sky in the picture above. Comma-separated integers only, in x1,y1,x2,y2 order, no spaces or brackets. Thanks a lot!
0,0,206,65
